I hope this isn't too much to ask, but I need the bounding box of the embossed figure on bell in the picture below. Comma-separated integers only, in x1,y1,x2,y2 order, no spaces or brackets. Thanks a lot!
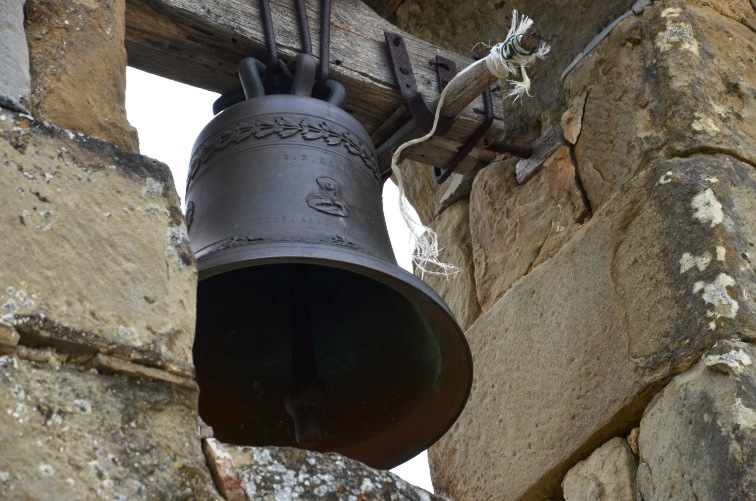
186,54,472,470
306,177,349,217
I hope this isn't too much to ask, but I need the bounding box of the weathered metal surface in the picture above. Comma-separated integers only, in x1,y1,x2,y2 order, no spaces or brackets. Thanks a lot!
384,31,455,136
516,125,566,184
187,91,473,470
434,87,494,183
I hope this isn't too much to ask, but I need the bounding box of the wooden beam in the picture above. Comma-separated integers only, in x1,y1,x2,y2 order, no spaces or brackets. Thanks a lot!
125,0,505,171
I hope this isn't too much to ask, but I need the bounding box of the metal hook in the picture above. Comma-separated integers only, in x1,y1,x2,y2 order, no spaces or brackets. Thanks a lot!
238,57,266,100
324,80,346,107
290,54,318,97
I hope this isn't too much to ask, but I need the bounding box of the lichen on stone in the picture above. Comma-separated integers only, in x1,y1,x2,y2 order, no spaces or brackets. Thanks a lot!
693,273,739,329
704,348,752,375
164,225,193,271
691,188,724,227
679,251,712,273
142,178,165,198
230,446,440,500
658,171,675,185
656,20,699,55
692,113,722,136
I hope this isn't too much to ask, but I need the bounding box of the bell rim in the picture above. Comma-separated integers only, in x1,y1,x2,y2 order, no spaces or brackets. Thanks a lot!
195,241,474,469
196,241,460,324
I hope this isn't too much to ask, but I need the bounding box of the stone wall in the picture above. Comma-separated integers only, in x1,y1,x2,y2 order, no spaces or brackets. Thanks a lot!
1,0,754,499
387,0,756,499
0,0,441,498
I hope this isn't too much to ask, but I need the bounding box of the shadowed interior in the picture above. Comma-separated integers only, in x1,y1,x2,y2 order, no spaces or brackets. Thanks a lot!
194,262,471,469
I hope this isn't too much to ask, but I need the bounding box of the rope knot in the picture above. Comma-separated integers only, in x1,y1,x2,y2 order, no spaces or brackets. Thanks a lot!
485,10,551,100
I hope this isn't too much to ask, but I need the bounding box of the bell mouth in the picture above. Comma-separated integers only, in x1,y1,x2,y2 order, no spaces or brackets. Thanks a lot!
186,89,472,469
193,243,473,470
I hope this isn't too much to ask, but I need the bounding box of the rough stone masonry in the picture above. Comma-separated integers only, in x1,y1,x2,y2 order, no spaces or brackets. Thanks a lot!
390,0,755,499
0,0,442,498
2,0,755,499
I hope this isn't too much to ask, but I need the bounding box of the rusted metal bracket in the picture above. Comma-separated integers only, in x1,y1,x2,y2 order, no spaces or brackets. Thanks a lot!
433,87,494,183
384,31,455,135
385,32,496,184
515,125,566,184
429,55,457,92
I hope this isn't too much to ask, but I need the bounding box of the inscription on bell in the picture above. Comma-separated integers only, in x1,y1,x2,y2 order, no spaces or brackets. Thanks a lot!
306,176,349,217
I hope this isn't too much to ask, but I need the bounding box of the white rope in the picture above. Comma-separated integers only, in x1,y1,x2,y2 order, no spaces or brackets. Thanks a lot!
391,10,550,277
393,149,456,279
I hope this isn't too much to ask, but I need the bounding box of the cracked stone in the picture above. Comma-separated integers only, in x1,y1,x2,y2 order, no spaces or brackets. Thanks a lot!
202,439,246,501
469,148,589,313
566,1,756,211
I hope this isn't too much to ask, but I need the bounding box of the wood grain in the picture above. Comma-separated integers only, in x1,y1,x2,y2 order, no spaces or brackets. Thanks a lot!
125,0,505,169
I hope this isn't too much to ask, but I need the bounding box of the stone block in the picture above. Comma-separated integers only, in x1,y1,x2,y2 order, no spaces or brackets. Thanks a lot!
0,353,218,499
566,2,756,211
562,437,639,501
469,147,589,313
24,0,138,152
227,445,444,500
203,439,246,501
0,110,196,376
637,340,756,500
418,200,480,331
626,427,640,456
429,154,754,500
0,0,30,113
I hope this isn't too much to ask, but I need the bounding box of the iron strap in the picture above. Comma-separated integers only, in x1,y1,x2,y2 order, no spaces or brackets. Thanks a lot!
385,31,496,184
384,32,455,135
433,87,494,183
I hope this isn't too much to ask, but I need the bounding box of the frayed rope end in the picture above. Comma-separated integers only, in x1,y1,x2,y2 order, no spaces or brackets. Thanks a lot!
486,10,550,100
390,9,549,278
394,163,461,279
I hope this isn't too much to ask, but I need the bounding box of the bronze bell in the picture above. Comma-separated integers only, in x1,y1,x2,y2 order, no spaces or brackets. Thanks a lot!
186,54,472,469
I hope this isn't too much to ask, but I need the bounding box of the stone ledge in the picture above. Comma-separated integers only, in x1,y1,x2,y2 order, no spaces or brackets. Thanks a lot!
0,110,196,376
89,353,196,388
0,354,217,499
226,445,445,500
